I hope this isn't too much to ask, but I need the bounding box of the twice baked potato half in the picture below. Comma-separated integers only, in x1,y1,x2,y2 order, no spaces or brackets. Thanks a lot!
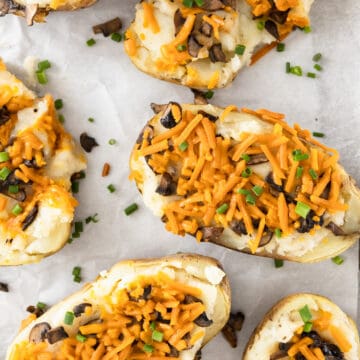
125,0,314,90
0,0,97,25
0,60,86,265
130,103,360,262
6,253,231,360
243,293,360,360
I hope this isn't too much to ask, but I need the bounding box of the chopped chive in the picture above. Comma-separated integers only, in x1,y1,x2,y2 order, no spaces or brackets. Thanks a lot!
74,221,83,233
76,333,87,342
150,321,156,331
54,99,63,110
245,194,256,205
108,138,117,145
252,185,263,196
299,305,312,323
241,154,250,162
68,238,73,244
111,32,122,42
274,228,282,238
8,185,19,194
0,152,9,162
296,166,304,179
241,167,252,178
124,203,138,216
64,311,75,325
182,0,193,7
303,26,312,33
312,132,324,138
295,201,311,219
312,53,322,62
204,90,214,99
292,150,309,161
194,0,204,6
314,64,322,71
0,167,11,180
179,141,189,152
152,330,164,342
143,344,154,353
37,60,51,71
235,44,246,55
79,171,86,179
86,38,96,46
72,266,81,276
12,204,23,216
332,255,344,265
36,70,48,85
274,259,284,268
307,72,316,78
73,275,82,283
72,181,79,194
176,44,187,52
257,21,265,30
72,232,80,239
85,213,99,224
88,117,95,123
276,43,285,52
58,114,65,123
290,66,302,76
107,184,116,193
237,188,251,195
36,302,46,310
286,62,291,73
309,168,318,180
216,203,229,214
303,321,313,333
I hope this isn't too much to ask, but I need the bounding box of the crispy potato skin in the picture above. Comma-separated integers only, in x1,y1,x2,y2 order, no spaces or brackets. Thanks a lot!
243,293,360,360
6,253,231,359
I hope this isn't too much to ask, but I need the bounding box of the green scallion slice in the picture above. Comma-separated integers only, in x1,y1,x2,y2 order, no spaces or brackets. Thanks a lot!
111,32,122,42
0,151,9,162
176,44,187,52
216,203,229,214
85,213,99,224
64,311,75,325
314,64,322,71
312,132,324,138
252,185,263,196
309,168,318,180
58,114,65,123
274,228,282,238
303,321,313,333
332,255,344,265
307,72,316,78
241,154,250,162
74,221,83,233
73,275,82,283
36,70,48,85
54,99,63,110
86,38,96,46
36,302,46,310
235,44,246,55
246,194,256,205
194,0,204,6
107,184,116,193
37,60,51,71
143,344,154,353
274,259,284,268
108,138,117,145
88,117,95,123
299,305,312,323
76,333,87,342
179,141,189,152
312,53,322,62
0,167,11,181
124,203,138,216
257,21,265,30
182,0,193,7
296,166,304,179
276,43,285,52
290,66,303,76
295,201,311,219
152,330,164,342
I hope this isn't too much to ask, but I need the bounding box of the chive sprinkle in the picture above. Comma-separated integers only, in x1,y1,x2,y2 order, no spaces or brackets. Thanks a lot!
235,44,246,55
241,154,250,162
295,201,311,219
274,259,284,268
303,322,313,333
245,194,256,205
88,117,95,123
274,228,282,238
54,99,63,110
85,213,99,224
290,66,302,76
111,32,122,42
0,152,9,162
73,275,81,283
312,132,325,138
312,53,322,62
152,330,164,342
204,90,214,99
216,203,229,214
8,185,19,194
12,204,23,216
143,344,154,353
314,64,322,71
303,26,312,33
194,0,204,6
237,189,251,195
58,114,65,123
179,141,189,152
36,302,46,310
71,181,79,194
176,44,187,52
182,0,193,7
257,21,265,30
309,168,318,180
299,305,312,323
241,167,252,178
150,321,156,331
332,255,344,265
124,203,138,216
64,311,75,325
307,72,316,78
76,334,87,342
36,70,48,85
286,62,291,73
107,184,116,193
74,221,83,233
86,38,96,46
108,138,117,145
296,166,304,179
276,43,285,52
37,60,51,71
0,167,11,180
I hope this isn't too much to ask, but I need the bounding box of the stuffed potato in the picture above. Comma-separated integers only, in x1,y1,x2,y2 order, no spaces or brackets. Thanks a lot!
130,103,360,262
243,293,360,360
6,253,231,360
125,0,314,89
0,60,86,265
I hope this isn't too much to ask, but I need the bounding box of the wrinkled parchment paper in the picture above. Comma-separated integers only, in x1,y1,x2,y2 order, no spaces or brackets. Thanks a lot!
1,0,360,358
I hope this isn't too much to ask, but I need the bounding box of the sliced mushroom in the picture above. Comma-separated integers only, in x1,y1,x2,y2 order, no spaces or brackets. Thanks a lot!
209,43,226,63
200,21,212,37
269,9,289,24
174,9,185,36
26,304,44,317
259,230,273,247
22,204,38,231
222,322,237,348
136,124,154,145
80,133,98,153
0,107,10,125
29,322,51,343
25,4,38,26
150,103,167,114
93,17,122,37
73,302,92,317
47,326,68,344
143,285,152,300
201,226,224,241
0,281,8,292
228,311,245,331
184,294,202,304
198,110,218,122
265,20,280,39
187,35,202,58
191,89,208,105
247,153,269,165
156,173,176,196
326,222,346,236
270,351,288,360
201,0,225,11
194,312,213,327
160,102,182,129
230,220,247,235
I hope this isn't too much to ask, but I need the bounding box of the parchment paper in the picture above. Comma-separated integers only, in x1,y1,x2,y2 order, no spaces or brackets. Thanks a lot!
1,0,360,358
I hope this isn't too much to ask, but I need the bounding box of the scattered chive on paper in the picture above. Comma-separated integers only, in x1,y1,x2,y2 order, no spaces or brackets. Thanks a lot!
299,305,312,323
314,64,322,71
85,213,99,224
274,259,284,268
303,26,311,33
87,38,96,46
108,138,117,145
111,32,122,42
36,302,46,310
204,90,214,99
72,266,81,277
275,228,282,238
290,66,302,76
176,44,186,52
286,62,291,73
257,21,265,30
12,204,23,216
179,141,189,152
332,255,344,265
107,184,116,193
307,72,316,78
88,117,95,123
312,53,322,62
76,334,87,343
0,151,9,162
71,181,79,194
276,43,285,52
36,70,48,85
37,60,51,72
58,114,65,123
54,99,63,110
124,203,138,216
312,131,325,138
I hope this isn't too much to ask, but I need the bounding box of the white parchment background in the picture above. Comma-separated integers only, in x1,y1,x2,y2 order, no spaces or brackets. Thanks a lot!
0,0,360,358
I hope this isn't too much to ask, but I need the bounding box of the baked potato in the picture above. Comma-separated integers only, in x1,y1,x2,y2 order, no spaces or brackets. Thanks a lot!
124,0,314,90
6,253,231,360
130,103,360,262
0,0,97,25
243,293,360,360
0,60,86,265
